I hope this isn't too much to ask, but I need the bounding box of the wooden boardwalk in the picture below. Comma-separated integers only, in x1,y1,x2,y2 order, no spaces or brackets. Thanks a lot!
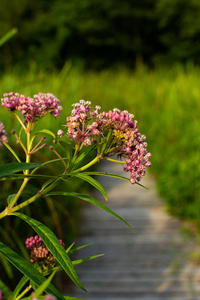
64,160,200,300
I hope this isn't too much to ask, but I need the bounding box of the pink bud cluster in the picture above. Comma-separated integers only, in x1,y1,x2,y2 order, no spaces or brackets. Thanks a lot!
1,92,62,123
62,100,151,184
25,235,65,270
0,122,8,148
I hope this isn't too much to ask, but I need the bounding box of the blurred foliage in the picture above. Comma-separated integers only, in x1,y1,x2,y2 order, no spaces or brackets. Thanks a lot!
1,0,200,70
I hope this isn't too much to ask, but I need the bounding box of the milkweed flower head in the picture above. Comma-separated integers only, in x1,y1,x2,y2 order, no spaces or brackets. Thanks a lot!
61,100,151,184
1,92,62,124
0,122,8,148
25,235,65,271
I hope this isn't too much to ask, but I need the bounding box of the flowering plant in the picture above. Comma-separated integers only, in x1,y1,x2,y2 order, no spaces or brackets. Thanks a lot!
0,92,151,299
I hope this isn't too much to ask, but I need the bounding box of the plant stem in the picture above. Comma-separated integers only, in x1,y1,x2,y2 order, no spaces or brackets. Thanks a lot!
15,284,32,300
72,155,100,173
8,124,31,209
104,157,125,164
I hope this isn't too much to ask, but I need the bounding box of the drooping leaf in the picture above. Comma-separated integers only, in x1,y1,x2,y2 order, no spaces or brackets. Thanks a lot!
33,129,55,139
83,171,148,188
0,242,65,299
46,192,134,232
72,173,108,201
0,162,41,176
13,213,86,292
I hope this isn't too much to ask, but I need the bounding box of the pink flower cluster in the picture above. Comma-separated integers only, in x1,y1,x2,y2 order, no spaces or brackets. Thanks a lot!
64,100,103,146
1,92,62,123
63,100,151,184
101,109,152,184
25,235,65,269
0,122,8,148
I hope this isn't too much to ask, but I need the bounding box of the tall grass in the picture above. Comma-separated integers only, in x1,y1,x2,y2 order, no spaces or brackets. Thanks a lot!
1,63,200,228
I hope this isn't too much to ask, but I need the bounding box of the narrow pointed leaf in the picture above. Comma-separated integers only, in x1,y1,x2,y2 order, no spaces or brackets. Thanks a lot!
12,276,29,298
83,171,148,188
46,192,134,231
0,162,41,176
73,254,104,266
73,145,96,169
13,213,86,292
0,242,65,299
33,129,55,139
35,271,56,297
72,173,108,201
68,244,91,255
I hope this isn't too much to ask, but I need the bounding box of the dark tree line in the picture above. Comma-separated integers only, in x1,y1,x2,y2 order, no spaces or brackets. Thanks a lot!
1,0,200,70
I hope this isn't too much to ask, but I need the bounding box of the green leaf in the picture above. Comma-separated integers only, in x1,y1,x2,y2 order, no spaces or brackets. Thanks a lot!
83,171,148,189
46,192,134,232
12,275,29,299
72,254,104,266
33,129,55,139
0,253,14,279
59,141,72,163
0,162,41,176
0,279,12,299
7,194,16,205
0,28,17,47
35,271,56,298
100,129,112,156
73,145,96,170
66,242,75,254
13,213,86,292
68,244,91,255
0,242,65,299
72,173,108,201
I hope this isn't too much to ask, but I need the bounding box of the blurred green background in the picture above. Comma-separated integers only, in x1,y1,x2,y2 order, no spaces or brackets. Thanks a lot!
0,0,200,288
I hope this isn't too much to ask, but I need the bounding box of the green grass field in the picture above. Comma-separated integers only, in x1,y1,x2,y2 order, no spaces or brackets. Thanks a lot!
1,63,200,227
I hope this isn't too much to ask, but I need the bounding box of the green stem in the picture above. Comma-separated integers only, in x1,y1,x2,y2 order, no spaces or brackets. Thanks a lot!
72,155,100,173
9,176,61,215
8,125,31,209
14,113,26,131
104,157,125,164
15,284,32,300
8,178,29,209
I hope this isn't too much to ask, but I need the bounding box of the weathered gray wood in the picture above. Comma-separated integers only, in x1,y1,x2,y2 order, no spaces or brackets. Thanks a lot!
63,160,200,299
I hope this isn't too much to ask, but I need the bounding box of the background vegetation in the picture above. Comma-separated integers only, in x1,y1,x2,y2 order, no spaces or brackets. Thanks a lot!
1,0,200,70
